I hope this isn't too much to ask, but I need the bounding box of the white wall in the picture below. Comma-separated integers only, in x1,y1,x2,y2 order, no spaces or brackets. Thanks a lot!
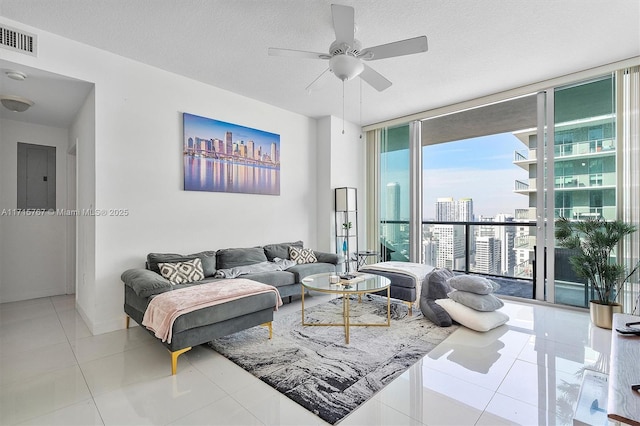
316,116,366,257
0,118,69,302
1,17,357,334
70,88,96,328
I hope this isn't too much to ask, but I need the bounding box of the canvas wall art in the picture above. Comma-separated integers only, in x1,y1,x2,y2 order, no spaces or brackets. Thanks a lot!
183,113,280,195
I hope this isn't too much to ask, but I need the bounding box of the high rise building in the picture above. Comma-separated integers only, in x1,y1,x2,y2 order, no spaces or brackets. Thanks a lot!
248,140,255,159
271,142,278,164
385,182,401,244
457,198,474,222
225,131,233,155
435,197,455,222
513,76,617,280
433,224,465,269
495,213,516,276
475,236,500,274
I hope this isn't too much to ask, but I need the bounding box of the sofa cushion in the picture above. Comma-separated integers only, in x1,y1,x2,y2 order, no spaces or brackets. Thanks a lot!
447,290,504,312
435,298,509,332
289,246,317,264
158,258,205,285
121,268,172,298
147,251,216,277
241,271,297,288
263,241,304,261
216,247,268,269
447,275,500,295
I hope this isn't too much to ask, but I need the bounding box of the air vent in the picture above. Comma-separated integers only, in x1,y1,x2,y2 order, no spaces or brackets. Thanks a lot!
0,24,37,56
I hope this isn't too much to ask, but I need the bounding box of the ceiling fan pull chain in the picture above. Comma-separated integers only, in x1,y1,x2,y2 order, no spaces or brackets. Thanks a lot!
342,80,345,134
359,78,363,139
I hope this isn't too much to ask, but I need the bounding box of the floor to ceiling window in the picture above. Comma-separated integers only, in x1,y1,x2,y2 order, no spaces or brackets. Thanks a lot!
419,95,538,299
552,75,617,307
368,66,637,307
379,125,410,262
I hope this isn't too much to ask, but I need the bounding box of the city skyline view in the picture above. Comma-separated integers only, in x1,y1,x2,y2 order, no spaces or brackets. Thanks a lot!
381,132,529,221
422,133,529,219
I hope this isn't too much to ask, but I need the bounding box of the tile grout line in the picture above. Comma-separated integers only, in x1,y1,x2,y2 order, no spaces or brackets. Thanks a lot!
56,295,108,426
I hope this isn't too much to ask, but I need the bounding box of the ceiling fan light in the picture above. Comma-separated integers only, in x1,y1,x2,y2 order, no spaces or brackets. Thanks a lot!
329,54,364,81
0,95,34,112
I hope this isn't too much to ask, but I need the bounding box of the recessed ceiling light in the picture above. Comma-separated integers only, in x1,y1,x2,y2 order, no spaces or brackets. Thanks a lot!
5,70,27,81
0,95,34,112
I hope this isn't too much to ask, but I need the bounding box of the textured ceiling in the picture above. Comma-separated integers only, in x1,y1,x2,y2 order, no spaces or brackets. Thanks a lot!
0,0,638,127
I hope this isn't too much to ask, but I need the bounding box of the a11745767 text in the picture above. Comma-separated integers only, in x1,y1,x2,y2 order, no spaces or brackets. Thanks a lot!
0,208,129,217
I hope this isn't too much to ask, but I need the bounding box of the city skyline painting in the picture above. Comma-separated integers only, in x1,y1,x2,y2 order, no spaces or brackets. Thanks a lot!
183,113,280,195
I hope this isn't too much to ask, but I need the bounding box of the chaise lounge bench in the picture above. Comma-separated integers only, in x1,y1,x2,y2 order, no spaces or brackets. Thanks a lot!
358,261,434,314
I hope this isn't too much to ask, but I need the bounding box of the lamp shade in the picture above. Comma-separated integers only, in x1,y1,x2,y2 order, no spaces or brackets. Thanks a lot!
335,187,357,211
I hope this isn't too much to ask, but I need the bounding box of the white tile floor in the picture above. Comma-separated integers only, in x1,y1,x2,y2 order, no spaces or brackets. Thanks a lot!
0,294,612,425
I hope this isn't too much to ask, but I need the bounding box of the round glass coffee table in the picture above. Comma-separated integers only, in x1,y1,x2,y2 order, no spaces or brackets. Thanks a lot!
300,272,391,344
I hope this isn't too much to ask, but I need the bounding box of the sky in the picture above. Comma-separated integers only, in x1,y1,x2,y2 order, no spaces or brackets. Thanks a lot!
381,132,530,220
183,112,280,150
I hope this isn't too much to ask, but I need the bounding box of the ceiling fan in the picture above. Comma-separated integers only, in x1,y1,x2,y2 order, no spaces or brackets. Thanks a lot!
268,3,428,92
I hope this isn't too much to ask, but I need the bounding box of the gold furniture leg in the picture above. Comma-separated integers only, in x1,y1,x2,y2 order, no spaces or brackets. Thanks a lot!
404,301,413,316
301,285,305,325
261,322,273,339
125,315,130,328
345,293,350,344
169,347,192,375
387,287,391,325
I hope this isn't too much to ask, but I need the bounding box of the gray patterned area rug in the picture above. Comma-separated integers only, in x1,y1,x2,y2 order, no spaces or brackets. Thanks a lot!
208,294,458,424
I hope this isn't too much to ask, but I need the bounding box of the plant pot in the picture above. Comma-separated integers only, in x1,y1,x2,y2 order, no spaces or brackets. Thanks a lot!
589,301,623,329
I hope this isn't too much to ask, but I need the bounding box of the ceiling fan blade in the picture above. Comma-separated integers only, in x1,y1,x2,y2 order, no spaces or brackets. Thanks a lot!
331,4,355,45
359,64,392,92
268,47,330,60
359,36,428,61
305,68,331,93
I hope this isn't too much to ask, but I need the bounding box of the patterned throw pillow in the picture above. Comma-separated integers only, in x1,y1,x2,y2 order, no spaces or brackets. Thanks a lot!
289,246,317,264
158,258,204,285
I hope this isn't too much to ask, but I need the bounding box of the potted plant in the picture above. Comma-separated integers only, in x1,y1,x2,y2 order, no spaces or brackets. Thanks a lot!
342,221,353,235
555,216,639,329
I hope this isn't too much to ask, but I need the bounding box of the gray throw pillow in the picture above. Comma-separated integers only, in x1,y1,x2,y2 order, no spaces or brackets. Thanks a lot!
423,268,454,299
447,290,504,312
447,275,500,295
146,250,216,277
420,298,453,327
263,241,304,261
419,268,454,326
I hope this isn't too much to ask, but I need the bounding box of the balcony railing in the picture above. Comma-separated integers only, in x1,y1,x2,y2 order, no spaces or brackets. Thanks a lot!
555,206,616,221
380,220,537,296
554,139,615,158
514,151,527,162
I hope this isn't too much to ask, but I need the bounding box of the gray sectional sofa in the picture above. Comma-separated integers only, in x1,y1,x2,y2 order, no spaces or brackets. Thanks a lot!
121,240,338,374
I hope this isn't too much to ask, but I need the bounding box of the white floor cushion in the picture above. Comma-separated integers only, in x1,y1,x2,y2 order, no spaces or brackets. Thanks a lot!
435,298,509,332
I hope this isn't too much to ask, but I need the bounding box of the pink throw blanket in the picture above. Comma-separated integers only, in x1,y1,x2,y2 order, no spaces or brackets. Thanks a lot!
142,279,283,343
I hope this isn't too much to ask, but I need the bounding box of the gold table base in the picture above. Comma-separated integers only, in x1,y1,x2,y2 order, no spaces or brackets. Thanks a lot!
301,285,390,344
